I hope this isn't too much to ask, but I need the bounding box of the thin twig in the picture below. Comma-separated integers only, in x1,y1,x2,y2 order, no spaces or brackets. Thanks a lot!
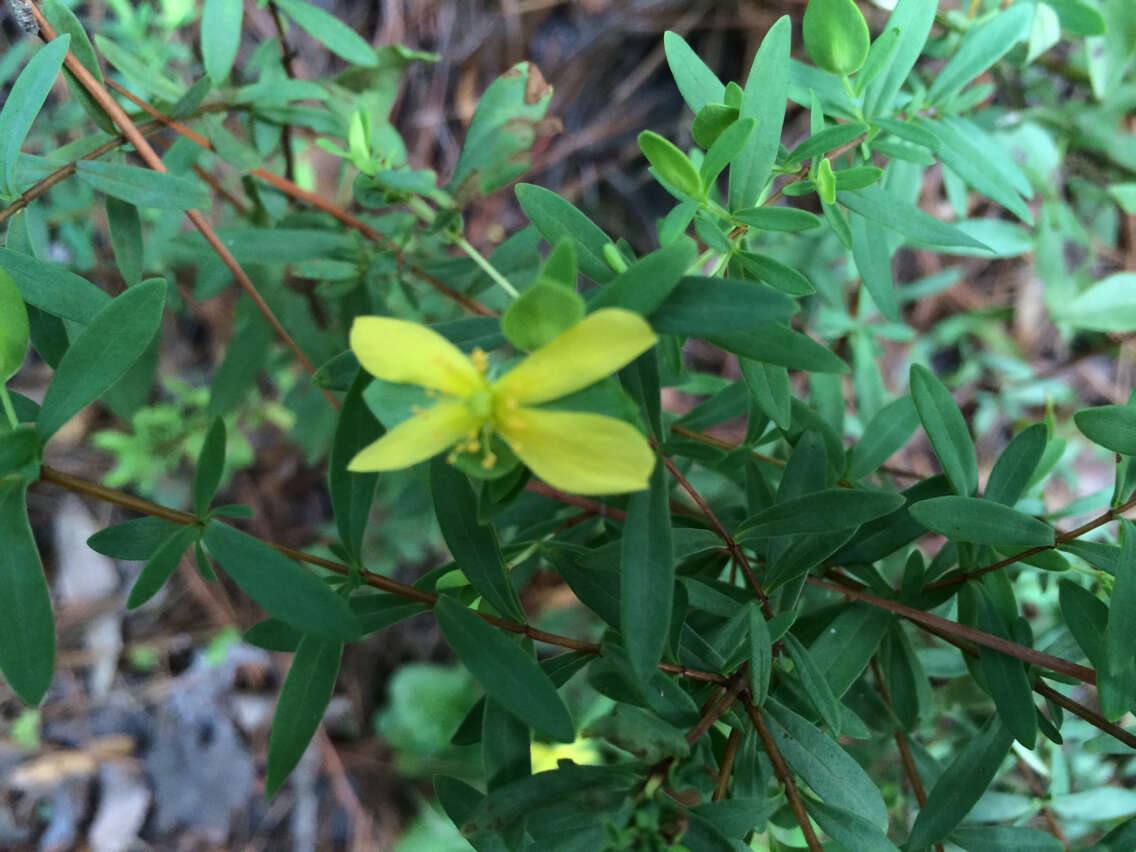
745,701,822,852
713,728,743,801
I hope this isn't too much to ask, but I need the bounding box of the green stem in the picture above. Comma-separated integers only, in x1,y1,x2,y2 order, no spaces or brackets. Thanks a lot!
0,385,18,430
452,234,519,299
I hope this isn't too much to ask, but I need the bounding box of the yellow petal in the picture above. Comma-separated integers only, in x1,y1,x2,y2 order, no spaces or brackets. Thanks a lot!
493,309,657,405
347,403,477,471
350,316,484,397
498,408,655,495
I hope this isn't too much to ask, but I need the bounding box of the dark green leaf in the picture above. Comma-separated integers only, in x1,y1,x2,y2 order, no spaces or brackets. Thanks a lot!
807,798,900,852
968,586,1037,747
740,358,792,430
41,0,116,134
126,525,198,609
649,275,798,336
265,637,343,796
432,594,574,742
709,323,849,374
0,479,55,704
906,714,1014,849
202,522,360,641
873,117,940,150
765,699,889,828
105,198,144,288
431,460,525,623
516,183,615,283
950,825,1064,852
0,36,70,197
202,0,242,82
909,496,1054,547
329,372,381,559
37,279,167,439
734,206,823,232
502,282,586,351
910,364,978,496
847,395,918,480
1058,579,1106,669
0,249,110,324
621,463,673,684
1101,521,1136,720
583,703,689,763
985,424,1047,506
87,516,186,560
786,123,868,164
663,31,725,113
245,618,303,652
0,427,41,481
588,237,697,314
783,633,843,736
736,488,905,540
736,251,815,296
0,270,29,381
483,697,531,790
76,161,210,210
730,16,790,210
807,603,892,697
834,165,884,191
851,210,898,321
274,0,377,66
193,417,227,518
1075,404,1136,456
749,604,773,706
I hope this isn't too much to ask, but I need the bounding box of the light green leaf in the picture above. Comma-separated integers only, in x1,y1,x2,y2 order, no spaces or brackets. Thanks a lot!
663,31,725,113
639,131,704,199
927,3,1033,103
864,0,938,116
1060,273,1136,332
839,186,990,251
729,16,790,210
202,0,243,82
274,0,377,67
734,206,823,232
0,270,30,381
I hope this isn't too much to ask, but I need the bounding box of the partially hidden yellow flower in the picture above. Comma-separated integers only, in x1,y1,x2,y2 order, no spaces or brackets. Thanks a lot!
347,308,658,495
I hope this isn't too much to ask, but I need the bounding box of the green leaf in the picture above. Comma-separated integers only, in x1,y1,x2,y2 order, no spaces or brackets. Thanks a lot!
126,525,198,609
0,479,55,705
783,632,843,736
950,825,1064,852
864,0,938,116
807,798,901,852
927,3,1033,104
516,183,615,283
36,279,167,439
909,496,1054,547
1060,274,1136,332
75,161,210,210
245,618,303,652
1044,0,1107,35
483,697,531,791
448,62,553,201
910,364,978,496
0,249,111,324
1101,521,1136,720
749,605,773,707
765,699,889,829
1058,579,1106,669
0,427,41,482
729,16,790,210
873,117,940,150
502,282,586,351
0,36,70,197
736,252,815,296
273,0,377,67
329,371,381,560
42,0,116,135
692,103,741,150
786,122,869,165
854,27,900,96
834,165,884,191
431,460,526,623
906,714,1014,850
807,603,892,697
847,395,918,480
649,276,798,336
0,269,30,381
621,462,673,684
589,237,697,313
699,117,754,186
734,206,823,232
202,521,360,641
105,198,144,288
94,35,183,101
639,131,703,199
201,0,242,82
850,211,898,321
663,31,725,113
736,488,905,541
87,516,185,560
265,637,343,796
838,186,990,251
815,157,836,205
189,417,226,518
803,0,870,75
432,594,574,742
920,116,1033,225
985,424,1047,506
583,703,689,764
740,358,792,431
710,323,849,373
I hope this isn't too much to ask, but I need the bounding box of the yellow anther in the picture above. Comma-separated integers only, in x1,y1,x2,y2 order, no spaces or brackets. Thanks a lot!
481,451,497,470
446,451,458,464
471,348,489,373
467,441,480,452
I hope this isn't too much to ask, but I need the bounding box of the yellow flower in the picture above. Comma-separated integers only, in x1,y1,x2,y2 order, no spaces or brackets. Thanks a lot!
347,309,658,495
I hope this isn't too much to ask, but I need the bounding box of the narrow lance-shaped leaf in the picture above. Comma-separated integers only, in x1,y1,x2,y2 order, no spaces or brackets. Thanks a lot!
1075,404,1136,456
201,0,243,82
846,395,918,480
0,249,111,324
431,460,526,623
910,364,978,496
909,496,1055,547
75,161,211,210
1101,521,1136,721
863,0,938,116
729,16,790,210
0,479,55,705
432,594,575,742
329,372,381,560
749,604,773,707
126,525,199,610
193,417,227,518
621,462,673,684
202,521,360,642
783,632,843,736
906,714,1014,849
37,279,167,439
736,488,905,540
105,197,144,288
0,270,30,381
0,36,70,197
927,3,1033,104
663,31,725,113
273,0,377,67
265,637,343,796
41,0,117,135
639,131,703,200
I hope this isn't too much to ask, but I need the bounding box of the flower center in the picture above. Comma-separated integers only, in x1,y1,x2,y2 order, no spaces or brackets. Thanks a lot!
467,388,493,421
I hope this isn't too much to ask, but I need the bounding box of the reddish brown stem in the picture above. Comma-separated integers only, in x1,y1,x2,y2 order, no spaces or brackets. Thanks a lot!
713,728,743,801
745,701,822,852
